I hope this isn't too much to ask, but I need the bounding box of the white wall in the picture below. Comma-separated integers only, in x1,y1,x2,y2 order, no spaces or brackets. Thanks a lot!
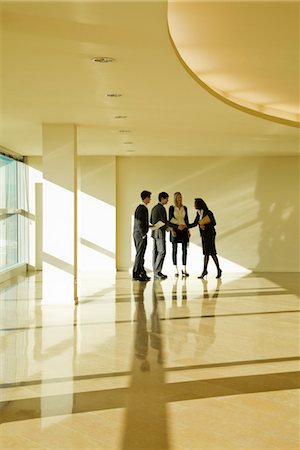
78,156,116,274
27,155,300,276
116,156,300,273
27,155,116,278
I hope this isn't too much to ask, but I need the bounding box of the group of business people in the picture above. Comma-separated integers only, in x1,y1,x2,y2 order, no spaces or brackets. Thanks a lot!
132,190,222,281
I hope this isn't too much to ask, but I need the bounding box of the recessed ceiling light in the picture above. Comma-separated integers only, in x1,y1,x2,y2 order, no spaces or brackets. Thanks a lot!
126,149,135,153
115,115,127,119
119,130,131,133
105,93,122,97
124,142,133,145
92,57,114,63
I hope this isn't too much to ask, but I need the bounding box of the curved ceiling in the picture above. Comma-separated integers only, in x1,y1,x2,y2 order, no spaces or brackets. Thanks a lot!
1,1,299,157
168,0,300,126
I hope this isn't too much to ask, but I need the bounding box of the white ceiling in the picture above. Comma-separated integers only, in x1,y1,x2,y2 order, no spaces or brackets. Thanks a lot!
1,0,299,157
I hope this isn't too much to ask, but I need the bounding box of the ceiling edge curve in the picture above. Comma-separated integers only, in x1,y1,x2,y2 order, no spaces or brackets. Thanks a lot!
167,26,299,129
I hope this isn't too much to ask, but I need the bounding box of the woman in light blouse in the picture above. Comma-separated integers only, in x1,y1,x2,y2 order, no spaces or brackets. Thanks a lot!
169,192,190,277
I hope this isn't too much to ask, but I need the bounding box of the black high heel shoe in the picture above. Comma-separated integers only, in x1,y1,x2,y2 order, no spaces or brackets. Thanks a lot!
216,269,222,279
197,270,208,279
182,271,189,277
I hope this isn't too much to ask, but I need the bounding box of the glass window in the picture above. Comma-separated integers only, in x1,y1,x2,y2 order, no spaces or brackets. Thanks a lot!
0,154,27,271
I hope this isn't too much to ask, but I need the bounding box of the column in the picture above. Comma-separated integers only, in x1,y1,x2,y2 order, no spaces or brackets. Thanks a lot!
42,124,78,305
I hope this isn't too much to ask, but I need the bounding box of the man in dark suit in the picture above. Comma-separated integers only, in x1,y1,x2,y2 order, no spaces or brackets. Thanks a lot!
133,190,152,281
150,192,177,280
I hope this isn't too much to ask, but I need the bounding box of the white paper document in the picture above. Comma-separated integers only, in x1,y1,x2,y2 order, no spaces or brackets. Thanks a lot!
149,220,165,231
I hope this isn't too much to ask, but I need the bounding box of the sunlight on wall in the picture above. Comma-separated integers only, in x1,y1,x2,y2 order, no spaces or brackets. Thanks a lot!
43,180,74,304
43,181,73,263
79,191,115,272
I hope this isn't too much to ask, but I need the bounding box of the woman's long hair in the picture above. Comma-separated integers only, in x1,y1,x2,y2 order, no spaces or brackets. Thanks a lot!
195,198,208,210
174,192,182,207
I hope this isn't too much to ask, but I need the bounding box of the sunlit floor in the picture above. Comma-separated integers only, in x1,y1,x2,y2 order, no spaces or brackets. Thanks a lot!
0,270,299,449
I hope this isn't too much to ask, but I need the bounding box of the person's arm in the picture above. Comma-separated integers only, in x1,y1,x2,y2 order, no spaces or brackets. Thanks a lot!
136,206,148,236
184,206,189,226
188,213,199,229
141,207,149,236
199,210,216,228
199,215,211,226
198,215,209,230
150,206,158,228
157,205,177,230
184,206,191,237
199,211,216,230
169,206,177,237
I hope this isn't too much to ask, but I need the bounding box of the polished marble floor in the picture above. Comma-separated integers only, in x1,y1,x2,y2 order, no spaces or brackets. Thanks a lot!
0,270,299,449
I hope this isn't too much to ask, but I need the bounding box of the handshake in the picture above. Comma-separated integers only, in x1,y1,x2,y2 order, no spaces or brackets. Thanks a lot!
170,223,188,238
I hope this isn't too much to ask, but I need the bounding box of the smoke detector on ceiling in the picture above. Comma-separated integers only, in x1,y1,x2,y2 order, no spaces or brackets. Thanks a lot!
92,57,114,63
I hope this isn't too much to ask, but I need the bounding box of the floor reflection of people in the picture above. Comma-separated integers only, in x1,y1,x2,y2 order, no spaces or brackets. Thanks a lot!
133,280,163,371
151,281,164,365
168,277,190,355
171,276,189,311
133,281,150,371
195,279,222,358
123,282,168,450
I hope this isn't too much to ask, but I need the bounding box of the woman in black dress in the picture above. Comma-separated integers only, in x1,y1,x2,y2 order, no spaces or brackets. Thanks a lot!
190,198,222,278
169,192,190,277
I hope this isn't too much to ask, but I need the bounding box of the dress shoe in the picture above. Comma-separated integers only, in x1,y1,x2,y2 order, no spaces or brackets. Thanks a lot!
154,273,166,280
141,271,151,280
158,272,167,279
216,269,222,279
197,270,208,279
182,271,189,277
154,274,163,280
132,273,150,281
138,276,150,281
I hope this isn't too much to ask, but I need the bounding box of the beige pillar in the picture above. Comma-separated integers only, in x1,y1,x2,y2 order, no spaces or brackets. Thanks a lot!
42,124,78,304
